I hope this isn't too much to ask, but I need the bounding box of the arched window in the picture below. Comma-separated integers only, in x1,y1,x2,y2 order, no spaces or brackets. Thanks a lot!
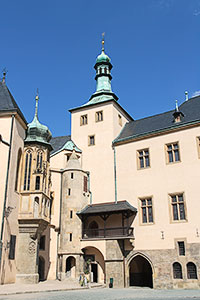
187,262,197,279
37,151,43,171
15,148,22,191
173,262,182,279
35,176,40,190
24,150,32,190
104,67,107,74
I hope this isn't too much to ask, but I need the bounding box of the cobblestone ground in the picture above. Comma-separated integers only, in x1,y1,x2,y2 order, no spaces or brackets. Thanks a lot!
0,288,200,300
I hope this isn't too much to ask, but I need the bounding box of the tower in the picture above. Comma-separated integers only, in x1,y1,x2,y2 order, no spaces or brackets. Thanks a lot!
16,94,52,283
58,149,89,280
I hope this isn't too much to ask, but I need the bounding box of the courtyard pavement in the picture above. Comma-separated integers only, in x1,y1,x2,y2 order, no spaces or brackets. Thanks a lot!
0,287,200,300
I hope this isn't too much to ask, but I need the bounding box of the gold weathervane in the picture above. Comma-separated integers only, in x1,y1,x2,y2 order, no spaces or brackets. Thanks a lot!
102,32,105,51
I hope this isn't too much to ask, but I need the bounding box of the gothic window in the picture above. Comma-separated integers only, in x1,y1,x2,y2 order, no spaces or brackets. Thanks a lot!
187,262,198,279
80,114,88,126
35,176,40,190
15,148,22,191
173,262,182,279
24,150,32,190
95,111,103,122
36,151,43,171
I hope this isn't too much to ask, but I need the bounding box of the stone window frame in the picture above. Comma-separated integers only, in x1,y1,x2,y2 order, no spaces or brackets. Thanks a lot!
168,192,187,223
165,141,181,164
137,148,150,170
80,114,88,126
138,196,154,225
187,262,198,279
88,135,95,146
173,262,183,279
95,110,103,122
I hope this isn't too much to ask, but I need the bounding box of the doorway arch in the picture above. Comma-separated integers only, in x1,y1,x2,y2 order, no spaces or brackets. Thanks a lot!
129,255,153,288
38,256,45,281
66,256,76,278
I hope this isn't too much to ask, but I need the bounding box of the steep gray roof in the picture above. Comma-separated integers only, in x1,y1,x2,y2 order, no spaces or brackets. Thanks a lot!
50,136,71,154
114,96,200,144
0,81,27,124
77,200,137,217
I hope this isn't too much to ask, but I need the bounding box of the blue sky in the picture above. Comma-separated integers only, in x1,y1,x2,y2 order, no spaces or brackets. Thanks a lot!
1,0,200,136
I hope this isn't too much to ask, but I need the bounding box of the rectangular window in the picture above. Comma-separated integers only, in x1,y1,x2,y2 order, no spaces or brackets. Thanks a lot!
137,149,150,169
68,188,71,196
83,176,88,192
140,198,153,223
70,210,73,219
9,235,16,260
166,142,180,163
39,235,45,250
178,241,185,256
95,111,103,122
170,193,186,221
118,114,122,126
69,233,72,242
80,114,88,126
88,135,95,146
71,173,74,179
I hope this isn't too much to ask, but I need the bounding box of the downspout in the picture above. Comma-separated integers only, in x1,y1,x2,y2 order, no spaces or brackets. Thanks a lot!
0,114,15,277
113,146,117,204
56,170,63,280
87,171,92,205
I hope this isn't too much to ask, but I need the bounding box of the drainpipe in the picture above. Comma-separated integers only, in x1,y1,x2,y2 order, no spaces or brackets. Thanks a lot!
56,170,63,280
87,171,92,205
0,115,15,278
113,146,117,204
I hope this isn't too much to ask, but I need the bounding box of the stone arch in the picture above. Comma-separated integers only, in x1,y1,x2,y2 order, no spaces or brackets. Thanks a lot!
82,246,105,284
66,256,76,278
128,253,153,288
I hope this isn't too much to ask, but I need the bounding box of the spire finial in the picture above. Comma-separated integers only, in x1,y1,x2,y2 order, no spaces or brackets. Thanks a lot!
35,88,39,118
2,68,8,84
102,32,105,52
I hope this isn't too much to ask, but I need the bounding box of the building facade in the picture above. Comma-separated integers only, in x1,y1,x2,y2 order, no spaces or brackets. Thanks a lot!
0,42,200,288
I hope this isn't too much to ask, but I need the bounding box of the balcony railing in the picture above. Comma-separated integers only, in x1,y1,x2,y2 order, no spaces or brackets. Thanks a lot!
82,227,134,239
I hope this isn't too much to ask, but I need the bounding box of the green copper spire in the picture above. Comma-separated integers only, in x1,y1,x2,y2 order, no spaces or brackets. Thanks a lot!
25,93,52,146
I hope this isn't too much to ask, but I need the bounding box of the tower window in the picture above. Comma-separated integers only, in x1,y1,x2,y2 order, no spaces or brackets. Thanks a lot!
83,176,88,192
69,233,72,242
70,210,73,218
36,151,43,171
95,111,103,122
88,135,95,146
15,148,22,191
104,67,107,74
68,188,71,196
178,241,185,256
35,176,40,190
80,114,88,126
71,173,74,179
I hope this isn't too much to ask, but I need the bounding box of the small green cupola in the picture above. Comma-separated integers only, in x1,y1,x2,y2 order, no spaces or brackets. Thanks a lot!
25,94,52,147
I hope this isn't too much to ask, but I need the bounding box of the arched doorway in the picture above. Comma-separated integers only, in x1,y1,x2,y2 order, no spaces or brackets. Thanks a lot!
82,246,105,284
129,255,153,288
38,256,45,281
66,256,76,278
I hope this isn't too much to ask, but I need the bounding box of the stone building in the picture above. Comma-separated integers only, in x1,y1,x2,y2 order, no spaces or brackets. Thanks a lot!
0,40,200,288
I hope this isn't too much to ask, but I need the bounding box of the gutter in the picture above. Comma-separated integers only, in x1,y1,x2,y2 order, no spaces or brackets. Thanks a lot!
0,114,15,280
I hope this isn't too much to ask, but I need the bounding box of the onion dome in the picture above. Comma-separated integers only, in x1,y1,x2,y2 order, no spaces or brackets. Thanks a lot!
96,50,111,64
25,95,52,146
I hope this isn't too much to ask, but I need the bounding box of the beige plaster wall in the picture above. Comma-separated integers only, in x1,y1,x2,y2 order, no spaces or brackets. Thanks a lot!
71,102,130,204
115,126,200,250
0,115,26,283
